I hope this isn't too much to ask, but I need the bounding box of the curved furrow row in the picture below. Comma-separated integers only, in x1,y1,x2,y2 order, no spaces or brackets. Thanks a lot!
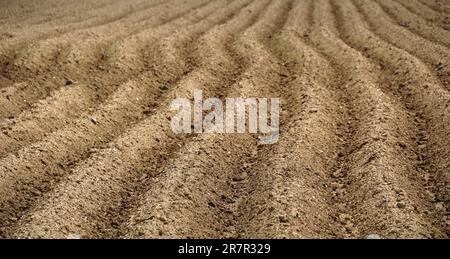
3,0,270,239
0,0,124,29
0,0,249,235
287,0,370,238
0,0,219,121
0,0,447,239
394,0,450,31
416,0,450,14
0,0,171,94
0,0,77,20
1,0,202,79
0,0,247,230
18,0,196,66
0,0,167,72
374,0,450,47
352,0,450,90
0,0,165,47
121,0,294,239
0,0,131,88
0,0,186,90
0,0,227,159
304,0,443,238
233,0,345,238
57,0,213,69
110,0,226,72
0,84,97,158
334,0,450,238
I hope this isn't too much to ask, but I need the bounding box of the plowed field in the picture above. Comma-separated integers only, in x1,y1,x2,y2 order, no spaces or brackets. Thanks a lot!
0,0,449,239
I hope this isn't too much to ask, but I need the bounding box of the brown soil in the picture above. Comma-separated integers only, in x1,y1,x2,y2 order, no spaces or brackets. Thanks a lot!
0,0,449,239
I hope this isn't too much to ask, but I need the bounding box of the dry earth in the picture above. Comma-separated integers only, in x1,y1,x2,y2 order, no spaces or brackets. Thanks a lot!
0,0,449,239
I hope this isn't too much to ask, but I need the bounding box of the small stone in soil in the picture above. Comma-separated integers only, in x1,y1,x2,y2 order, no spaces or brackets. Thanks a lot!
435,202,445,211
338,213,352,223
67,234,81,239
65,78,74,85
397,202,406,209
366,234,382,239
279,216,289,223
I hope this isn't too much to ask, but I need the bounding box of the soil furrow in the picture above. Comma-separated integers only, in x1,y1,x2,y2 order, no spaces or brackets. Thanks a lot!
0,0,171,96
334,0,450,238
0,0,87,20
233,0,345,238
0,0,167,47
394,0,450,31
3,0,269,238
0,0,250,236
0,0,219,121
302,0,444,238
0,0,185,86
0,0,126,29
0,0,447,239
0,0,227,159
352,0,450,90
0,0,167,71
417,0,450,14
374,0,450,47
122,0,295,239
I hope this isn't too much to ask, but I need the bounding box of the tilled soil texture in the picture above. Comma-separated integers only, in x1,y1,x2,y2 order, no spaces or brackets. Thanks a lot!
0,0,449,239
